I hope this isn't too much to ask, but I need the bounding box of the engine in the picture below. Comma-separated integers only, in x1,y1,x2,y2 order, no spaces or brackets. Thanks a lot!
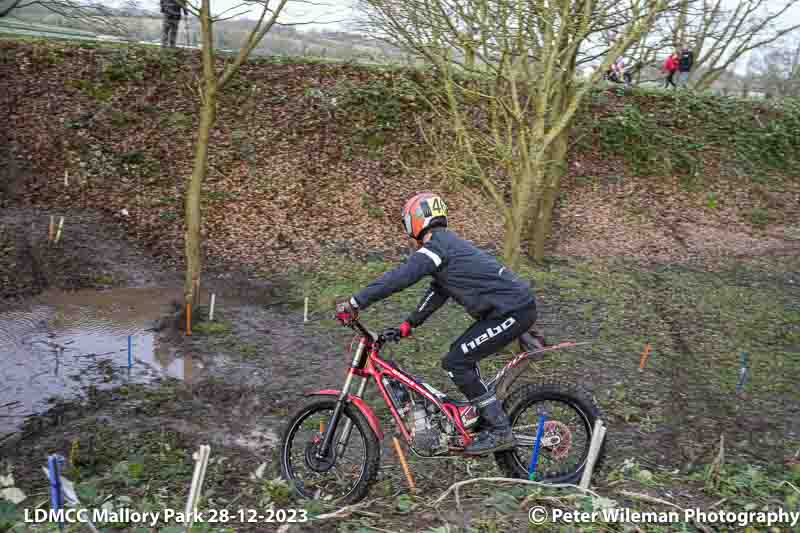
384,379,452,455
407,397,447,455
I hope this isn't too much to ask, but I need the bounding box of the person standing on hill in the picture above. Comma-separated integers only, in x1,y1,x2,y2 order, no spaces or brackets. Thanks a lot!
161,0,187,49
663,52,679,89
612,56,626,82
677,45,694,87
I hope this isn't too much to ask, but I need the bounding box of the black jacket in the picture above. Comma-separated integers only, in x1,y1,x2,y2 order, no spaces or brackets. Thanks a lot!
352,229,536,326
161,0,186,18
679,50,694,72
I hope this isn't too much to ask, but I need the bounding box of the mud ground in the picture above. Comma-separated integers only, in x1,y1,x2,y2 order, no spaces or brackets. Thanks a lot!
1,209,799,533
0,207,177,301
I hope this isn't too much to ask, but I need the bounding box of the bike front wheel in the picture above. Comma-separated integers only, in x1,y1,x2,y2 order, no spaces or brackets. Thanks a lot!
280,397,381,505
494,382,605,483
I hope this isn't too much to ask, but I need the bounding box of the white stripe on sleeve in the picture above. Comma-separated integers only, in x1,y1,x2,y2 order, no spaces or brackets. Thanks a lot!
417,247,442,267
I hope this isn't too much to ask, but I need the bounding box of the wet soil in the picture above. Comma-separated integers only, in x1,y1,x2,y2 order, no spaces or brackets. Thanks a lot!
1,207,798,532
0,207,177,302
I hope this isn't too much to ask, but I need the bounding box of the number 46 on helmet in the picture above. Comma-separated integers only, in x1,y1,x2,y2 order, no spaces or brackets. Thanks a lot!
402,192,448,241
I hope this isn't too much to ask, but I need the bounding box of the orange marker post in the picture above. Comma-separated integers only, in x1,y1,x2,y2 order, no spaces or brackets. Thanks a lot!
639,344,652,372
392,436,416,492
186,303,192,336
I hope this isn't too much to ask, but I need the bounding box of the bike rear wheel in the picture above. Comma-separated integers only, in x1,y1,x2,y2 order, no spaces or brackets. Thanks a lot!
280,397,381,504
494,382,605,483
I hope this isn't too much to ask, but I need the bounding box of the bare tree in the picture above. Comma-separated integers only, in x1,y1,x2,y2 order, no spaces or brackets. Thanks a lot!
182,0,283,310
180,0,339,310
662,0,800,89
748,37,800,97
357,0,667,265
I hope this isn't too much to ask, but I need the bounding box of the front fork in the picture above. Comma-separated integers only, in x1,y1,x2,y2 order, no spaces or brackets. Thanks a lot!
317,342,369,460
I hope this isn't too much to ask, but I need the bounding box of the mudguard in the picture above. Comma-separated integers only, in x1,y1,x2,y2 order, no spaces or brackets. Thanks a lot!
307,390,384,440
495,341,586,400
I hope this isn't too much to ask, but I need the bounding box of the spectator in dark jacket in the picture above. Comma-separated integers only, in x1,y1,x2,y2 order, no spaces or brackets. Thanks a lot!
161,0,187,48
678,46,694,87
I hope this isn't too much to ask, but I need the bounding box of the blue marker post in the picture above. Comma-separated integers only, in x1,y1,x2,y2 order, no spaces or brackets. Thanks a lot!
47,454,65,532
128,335,133,370
528,414,548,480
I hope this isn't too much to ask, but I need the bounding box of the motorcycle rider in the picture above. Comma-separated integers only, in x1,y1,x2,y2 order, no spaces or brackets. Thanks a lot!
336,193,538,455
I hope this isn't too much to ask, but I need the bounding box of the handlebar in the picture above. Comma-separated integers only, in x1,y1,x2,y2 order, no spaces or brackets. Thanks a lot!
338,314,402,346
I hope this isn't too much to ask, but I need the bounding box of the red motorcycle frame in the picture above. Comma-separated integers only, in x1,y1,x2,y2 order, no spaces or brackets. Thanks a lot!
308,317,584,458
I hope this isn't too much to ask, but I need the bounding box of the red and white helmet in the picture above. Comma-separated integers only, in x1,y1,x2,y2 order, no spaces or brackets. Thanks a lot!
401,193,448,240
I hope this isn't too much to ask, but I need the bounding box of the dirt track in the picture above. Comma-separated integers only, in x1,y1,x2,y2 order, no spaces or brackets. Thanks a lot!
2,203,799,532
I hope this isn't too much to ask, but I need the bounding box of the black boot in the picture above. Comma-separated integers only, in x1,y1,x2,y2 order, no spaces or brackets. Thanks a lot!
463,392,515,456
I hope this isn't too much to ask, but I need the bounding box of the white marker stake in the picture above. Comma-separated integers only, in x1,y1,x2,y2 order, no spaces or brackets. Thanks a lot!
209,293,216,321
304,297,309,323
64,170,68,187
579,420,607,490
55,217,64,243
184,445,211,531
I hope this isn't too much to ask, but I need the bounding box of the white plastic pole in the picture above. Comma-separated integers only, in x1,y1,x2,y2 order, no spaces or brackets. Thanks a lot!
580,420,606,489
209,294,216,321
184,445,211,531
55,217,64,243
304,297,309,323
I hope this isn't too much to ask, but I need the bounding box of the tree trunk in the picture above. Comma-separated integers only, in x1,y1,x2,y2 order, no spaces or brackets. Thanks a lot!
502,215,523,270
184,0,218,310
184,92,216,308
530,127,569,261
531,183,559,261
695,69,722,90
526,67,573,262
673,0,689,48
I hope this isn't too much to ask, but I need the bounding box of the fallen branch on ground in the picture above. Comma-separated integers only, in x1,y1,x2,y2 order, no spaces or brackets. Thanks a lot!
432,477,602,507
710,497,727,508
777,481,800,496
313,499,378,520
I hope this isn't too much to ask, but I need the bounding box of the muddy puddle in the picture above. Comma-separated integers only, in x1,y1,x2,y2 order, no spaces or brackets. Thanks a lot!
0,287,200,436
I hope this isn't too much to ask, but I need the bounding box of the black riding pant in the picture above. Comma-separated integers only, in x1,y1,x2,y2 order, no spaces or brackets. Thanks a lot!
442,303,537,400
162,16,181,48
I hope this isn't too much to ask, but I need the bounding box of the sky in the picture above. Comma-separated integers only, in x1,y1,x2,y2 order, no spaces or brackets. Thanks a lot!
136,0,799,68
138,0,358,29
139,0,800,31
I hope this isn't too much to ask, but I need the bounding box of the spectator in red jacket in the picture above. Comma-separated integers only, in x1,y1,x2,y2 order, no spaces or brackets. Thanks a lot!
662,52,679,89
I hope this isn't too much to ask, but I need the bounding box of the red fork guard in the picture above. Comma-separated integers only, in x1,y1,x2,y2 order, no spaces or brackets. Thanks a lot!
307,390,384,441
